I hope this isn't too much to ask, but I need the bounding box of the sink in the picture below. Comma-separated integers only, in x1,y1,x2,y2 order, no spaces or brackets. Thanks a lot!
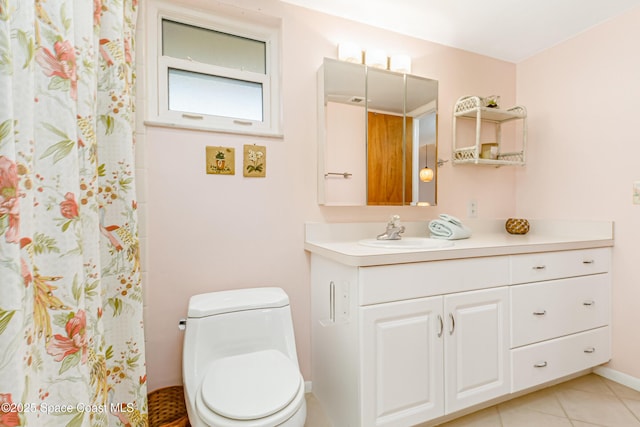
358,237,454,250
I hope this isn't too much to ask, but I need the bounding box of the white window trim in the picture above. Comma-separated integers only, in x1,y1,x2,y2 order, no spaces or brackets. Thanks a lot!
145,1,283,137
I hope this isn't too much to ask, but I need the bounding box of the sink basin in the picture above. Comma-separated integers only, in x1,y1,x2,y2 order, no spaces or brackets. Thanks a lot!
358,237,454,250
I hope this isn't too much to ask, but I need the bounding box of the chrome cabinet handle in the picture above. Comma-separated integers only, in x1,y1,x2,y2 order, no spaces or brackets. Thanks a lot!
584,347,596,354
532,265,546,270
437,315,444,338
329,281,335,322
534,361,548,368
583,259,595,264
449,313,455,335
583,300,595,306
533,310,547,316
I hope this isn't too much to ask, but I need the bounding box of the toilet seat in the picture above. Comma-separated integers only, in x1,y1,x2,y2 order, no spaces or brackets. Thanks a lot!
200,350,301,421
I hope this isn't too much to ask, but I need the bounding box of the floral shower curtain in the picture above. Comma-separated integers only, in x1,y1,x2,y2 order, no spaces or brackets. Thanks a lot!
0,1,147,426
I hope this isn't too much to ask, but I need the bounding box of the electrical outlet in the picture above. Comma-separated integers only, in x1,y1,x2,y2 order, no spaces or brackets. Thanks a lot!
634,181,640,205
468,200,478,218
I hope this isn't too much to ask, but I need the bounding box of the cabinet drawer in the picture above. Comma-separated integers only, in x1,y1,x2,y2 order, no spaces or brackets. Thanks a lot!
510,274,610,348
359,256,510,306
511,326,610,393
510,248,610,284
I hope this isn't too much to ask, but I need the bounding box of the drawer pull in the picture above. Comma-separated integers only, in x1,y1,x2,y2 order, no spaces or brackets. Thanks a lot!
437,315,444,338
449,313,456,335
584,347,596,354
532,265,547,270
583,259,595,264
533,310,547,316
534,361,548,368
583,300,595,306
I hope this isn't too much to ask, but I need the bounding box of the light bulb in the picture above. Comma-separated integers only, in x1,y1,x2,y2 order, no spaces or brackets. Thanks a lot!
338,43,362,63
419,167,434,182
389,54,411,73
365,49,387,69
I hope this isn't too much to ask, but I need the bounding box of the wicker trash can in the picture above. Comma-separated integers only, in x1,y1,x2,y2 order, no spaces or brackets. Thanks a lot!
147,385,190,427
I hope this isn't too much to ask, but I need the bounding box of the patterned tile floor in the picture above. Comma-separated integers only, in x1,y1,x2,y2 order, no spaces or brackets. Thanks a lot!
304,374,640,427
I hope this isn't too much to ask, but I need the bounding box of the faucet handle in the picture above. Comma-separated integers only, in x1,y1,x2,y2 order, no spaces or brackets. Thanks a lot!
377,215,404,240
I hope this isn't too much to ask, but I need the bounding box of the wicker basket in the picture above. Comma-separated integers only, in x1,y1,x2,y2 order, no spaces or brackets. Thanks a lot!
505,218,530,235
148,386,190,427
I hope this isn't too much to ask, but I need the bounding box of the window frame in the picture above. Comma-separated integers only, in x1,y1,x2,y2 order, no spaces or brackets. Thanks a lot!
146,1,283,137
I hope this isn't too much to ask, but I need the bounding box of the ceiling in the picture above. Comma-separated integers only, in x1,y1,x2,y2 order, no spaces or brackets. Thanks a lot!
280,0,640,62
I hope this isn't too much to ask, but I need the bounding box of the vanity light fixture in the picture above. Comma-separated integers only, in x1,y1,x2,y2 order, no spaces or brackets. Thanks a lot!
338,44,411,74
364,48,387,69
389,54,411,73
338,42,362,63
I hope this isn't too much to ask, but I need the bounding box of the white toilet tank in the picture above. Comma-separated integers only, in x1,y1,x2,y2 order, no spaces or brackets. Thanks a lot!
184,287,299,369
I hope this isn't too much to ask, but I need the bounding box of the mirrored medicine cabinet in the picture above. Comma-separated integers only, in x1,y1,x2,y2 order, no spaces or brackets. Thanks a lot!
317,57,439,206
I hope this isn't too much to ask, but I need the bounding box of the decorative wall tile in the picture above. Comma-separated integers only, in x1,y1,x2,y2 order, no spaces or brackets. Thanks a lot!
243,144,266,178
206,146,235,175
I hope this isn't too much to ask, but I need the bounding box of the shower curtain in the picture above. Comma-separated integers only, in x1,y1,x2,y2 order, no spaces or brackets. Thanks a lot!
0,1,147,426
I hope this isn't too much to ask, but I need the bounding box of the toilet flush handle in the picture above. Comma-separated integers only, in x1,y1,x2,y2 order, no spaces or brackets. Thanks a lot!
178,318,187,331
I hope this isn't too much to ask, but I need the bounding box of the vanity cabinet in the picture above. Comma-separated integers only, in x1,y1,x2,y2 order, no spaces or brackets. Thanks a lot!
310,247,612,427
311,255,511,427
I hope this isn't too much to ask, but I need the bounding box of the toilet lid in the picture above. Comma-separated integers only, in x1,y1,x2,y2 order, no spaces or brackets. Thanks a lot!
201,350,301,420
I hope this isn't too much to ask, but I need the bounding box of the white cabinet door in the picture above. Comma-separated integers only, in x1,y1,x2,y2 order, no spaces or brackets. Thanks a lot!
444,287,510,414
361,296,444,427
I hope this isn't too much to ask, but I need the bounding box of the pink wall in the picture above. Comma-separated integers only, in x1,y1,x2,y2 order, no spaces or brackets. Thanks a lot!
139,0,519,391
516,6,640,379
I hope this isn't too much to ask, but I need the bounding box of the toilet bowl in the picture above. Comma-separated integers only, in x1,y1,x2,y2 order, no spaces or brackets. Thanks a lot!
182,287,307,427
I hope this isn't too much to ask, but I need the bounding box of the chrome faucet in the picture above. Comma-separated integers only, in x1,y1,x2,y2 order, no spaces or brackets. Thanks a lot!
377,215,405,240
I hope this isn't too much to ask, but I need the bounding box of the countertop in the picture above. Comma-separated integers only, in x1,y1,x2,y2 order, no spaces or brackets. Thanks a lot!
304,219,614,267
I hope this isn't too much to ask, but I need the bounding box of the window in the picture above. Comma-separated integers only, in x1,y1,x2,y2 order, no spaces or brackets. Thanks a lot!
146,2,282,136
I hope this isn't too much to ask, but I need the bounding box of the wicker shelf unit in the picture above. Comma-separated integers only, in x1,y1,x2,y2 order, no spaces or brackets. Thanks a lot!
452,95,527,166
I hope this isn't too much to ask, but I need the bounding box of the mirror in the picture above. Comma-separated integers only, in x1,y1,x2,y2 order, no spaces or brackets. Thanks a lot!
318,58,438,206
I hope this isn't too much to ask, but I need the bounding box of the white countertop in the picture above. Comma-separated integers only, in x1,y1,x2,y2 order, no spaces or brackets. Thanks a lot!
304,219,614,267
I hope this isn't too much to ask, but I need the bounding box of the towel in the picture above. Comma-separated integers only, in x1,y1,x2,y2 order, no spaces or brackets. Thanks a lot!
428,214,472,240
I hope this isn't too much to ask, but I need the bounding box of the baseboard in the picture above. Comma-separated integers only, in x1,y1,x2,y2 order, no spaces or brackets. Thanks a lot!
594,366,640,392
304,381,312,394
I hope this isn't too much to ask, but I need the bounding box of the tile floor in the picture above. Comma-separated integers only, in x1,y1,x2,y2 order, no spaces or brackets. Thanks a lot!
304,373,640,427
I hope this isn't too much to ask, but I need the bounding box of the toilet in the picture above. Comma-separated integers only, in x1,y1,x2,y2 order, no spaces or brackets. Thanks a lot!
182,287,307,427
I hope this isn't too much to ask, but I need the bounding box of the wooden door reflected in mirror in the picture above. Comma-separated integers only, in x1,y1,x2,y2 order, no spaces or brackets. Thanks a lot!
367,112,413,205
